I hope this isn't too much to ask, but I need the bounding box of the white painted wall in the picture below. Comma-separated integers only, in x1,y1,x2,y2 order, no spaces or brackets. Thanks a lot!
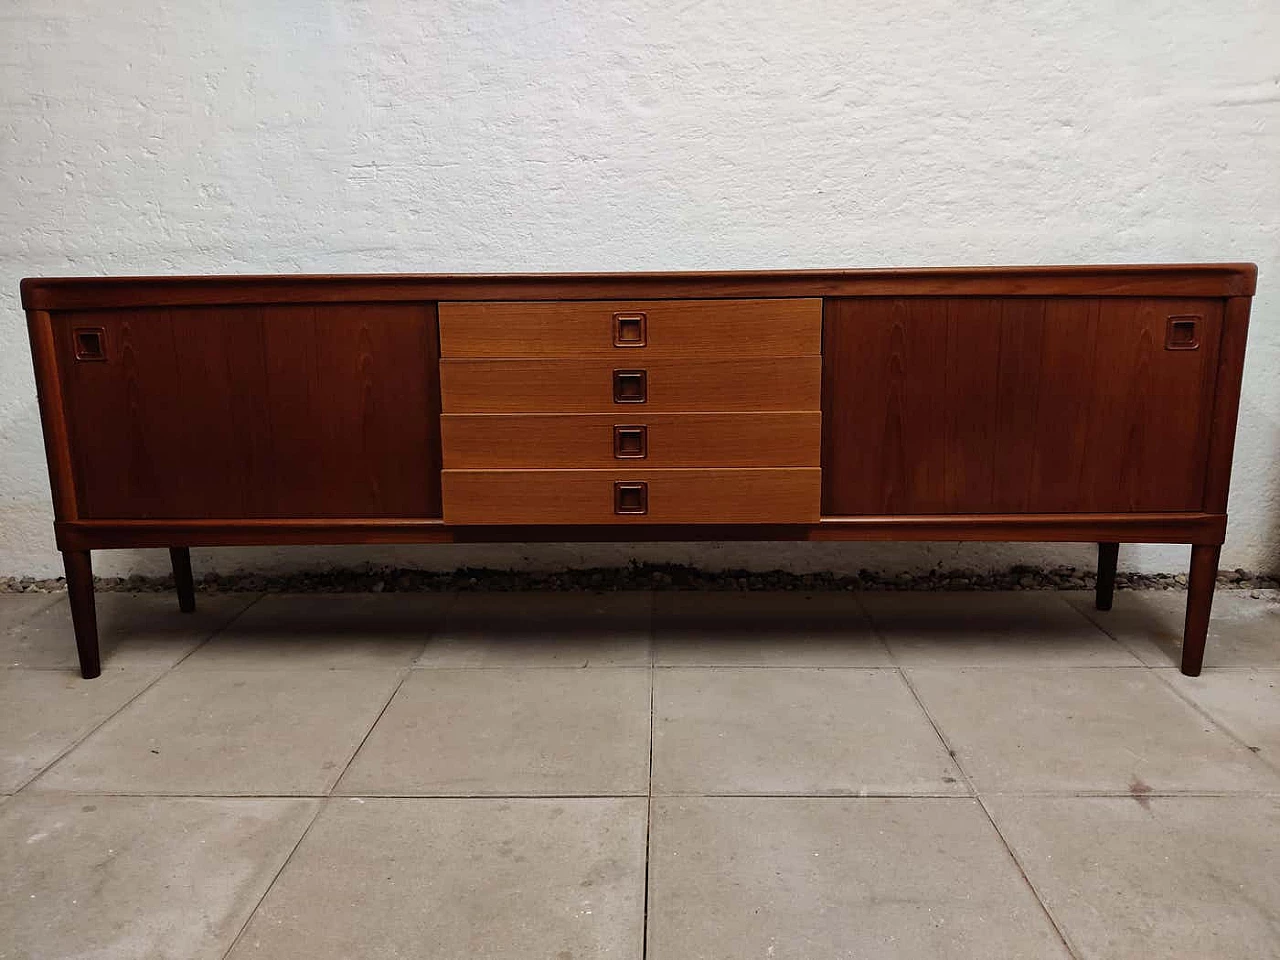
3,0,1278,578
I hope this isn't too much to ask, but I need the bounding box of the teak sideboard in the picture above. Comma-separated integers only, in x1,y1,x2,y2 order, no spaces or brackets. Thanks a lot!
21,264,1256,678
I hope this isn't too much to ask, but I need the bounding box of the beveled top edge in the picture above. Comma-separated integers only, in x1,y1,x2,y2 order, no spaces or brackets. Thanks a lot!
21,262,1258,310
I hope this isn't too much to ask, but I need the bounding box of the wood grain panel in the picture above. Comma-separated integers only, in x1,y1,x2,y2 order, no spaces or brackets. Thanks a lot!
439,299,820,358
57,303,441,519
442,468,821,524
1202,296,1253,512
441,413,821,468
440,357,821,413
55,512,1225,550
823,297,1224,515
21,264,1256,311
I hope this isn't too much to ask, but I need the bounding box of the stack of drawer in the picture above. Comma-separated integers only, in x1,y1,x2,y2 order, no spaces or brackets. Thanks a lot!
437,299,822,523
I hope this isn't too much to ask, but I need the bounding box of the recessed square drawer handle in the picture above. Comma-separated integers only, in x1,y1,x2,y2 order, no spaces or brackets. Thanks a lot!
614,425,648,459
1165,315,1201,350
613,369,647,403
73,327,107,361
613,311,647,347
614,481,648,515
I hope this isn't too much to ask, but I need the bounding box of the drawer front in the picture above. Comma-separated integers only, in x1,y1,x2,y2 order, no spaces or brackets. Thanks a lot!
440,357,821,413
439,299,821,358
442,468,821,524
441,412,821,468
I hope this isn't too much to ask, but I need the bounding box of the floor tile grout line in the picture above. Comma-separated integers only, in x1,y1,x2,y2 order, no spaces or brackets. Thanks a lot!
9,592,270,797
852,592,898,666
1058,592,1155,665
12,789,1280,801
1146,665,1280,778
641,590,657,960
218,795,327,960
896,666,1083,960
324,665,417,797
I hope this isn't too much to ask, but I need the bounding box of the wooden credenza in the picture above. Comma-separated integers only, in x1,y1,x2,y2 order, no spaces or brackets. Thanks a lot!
21,265,1256,678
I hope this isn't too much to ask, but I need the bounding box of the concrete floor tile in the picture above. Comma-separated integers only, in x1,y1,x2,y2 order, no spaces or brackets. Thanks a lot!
0,592,63,634
863,591,1140,666
226,797,646,960
1162,668,1280,767
0,667,160,792
32,667,403,795
987,796,1280,960
1,592,260,672
1068,589,1280,668
337,668,650,796
0,793,317,960
647,797,1069,960
908,667,1280,794
183,593,448,669
652,591,890,666
653,668,964,796
417,591,651,667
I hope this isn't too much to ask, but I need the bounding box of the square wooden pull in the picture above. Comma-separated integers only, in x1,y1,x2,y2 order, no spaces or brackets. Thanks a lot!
614,425,648,459
73,327,107,361
613,369,647,403
613,312,647,347
614,481,648,515
1166,316,1201,350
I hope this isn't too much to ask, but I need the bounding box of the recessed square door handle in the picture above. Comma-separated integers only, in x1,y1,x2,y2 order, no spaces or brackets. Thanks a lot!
1166,315,1201,350
73,327,107,361
614,425,648,458
613,312,647,347
614,481,648,515
613,369,647,403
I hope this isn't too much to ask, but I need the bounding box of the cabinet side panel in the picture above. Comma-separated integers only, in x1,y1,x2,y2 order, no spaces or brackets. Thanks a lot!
1201,296,1252,514
25,310,79,520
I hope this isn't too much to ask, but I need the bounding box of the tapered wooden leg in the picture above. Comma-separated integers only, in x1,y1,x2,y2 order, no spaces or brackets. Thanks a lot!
169,547,196,613
63,550,101,679
1181,544,1221,677
1095,542,1119,611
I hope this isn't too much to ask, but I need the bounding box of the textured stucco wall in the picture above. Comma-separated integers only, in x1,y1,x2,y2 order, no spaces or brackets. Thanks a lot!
2,1,1278,578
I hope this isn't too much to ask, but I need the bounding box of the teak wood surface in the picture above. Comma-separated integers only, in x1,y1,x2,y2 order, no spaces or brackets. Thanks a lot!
21,264,1256,678
439,298,821,358
439,357,822,413
441,412,822,468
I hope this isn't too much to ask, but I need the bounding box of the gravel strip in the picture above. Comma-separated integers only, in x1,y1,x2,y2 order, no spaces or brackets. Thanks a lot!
2,564,1277,596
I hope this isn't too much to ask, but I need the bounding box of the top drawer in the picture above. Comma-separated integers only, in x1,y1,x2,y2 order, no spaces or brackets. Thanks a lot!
438,299,821,359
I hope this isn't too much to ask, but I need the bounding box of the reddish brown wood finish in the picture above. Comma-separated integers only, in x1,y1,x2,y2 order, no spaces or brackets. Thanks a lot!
440,357,821,414
441,413,822,468
55,303,442,519
53,512,1226,549
1182,543,1222,676
1202,297,1253,513
441,468,822,524
62,549,100,679
21,265,1255,679
21,264,1256,311
438,299,821,358
26,311,80,520
822,297,1224,515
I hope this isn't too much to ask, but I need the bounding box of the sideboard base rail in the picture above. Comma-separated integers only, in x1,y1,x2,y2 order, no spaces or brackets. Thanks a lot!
54,512,1226,550
57,523,1225,680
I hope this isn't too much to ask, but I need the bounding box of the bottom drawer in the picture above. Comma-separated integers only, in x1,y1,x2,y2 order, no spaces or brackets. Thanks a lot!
442,468,821,524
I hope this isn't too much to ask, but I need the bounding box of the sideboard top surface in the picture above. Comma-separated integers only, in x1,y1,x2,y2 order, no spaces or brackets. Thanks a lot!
21,263,1257,310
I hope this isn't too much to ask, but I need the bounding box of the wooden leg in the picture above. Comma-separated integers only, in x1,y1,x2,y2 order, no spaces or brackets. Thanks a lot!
169,547,196,613
63,550,101,679
1181,543,1221,677
1095,542,1119,611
